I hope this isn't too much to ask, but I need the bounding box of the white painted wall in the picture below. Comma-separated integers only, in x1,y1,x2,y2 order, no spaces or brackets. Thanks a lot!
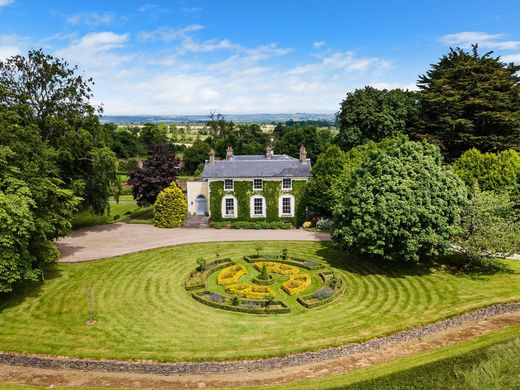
186,181,209,215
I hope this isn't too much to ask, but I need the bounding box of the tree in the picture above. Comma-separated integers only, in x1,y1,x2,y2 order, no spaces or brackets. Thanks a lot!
0,50,118,214
274,125,332,160
129,143,180,206
139,123,168,147
455,190,520,268
305,145,348,216
153,182,188,228
412,45,520,160
183,140,211,175
337,87,419,151
453,148,520,194
332,137,467,262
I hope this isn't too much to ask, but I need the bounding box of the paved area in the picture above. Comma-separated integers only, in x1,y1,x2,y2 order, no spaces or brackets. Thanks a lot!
57,223,331,262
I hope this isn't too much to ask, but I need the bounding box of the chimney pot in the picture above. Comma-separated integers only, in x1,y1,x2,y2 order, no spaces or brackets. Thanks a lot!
226,145,234,160
299,145,307,164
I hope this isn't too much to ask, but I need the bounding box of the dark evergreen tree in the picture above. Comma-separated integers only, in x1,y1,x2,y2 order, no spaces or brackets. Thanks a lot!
412,45,520,160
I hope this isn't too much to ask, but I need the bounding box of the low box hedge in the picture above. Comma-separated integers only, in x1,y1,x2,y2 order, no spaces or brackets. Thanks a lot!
184,258,233,291
297,275,346,309
243,255,325,270
192,291,290,314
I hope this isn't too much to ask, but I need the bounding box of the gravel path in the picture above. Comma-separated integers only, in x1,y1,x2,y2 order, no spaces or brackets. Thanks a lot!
1,302,519,377
57,223,331,262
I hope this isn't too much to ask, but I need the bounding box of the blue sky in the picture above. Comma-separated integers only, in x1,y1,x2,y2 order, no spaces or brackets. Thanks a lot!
1,0,520,115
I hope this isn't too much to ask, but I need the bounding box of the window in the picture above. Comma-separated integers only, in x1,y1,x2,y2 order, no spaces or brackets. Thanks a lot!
253,178,263,190
282,197,292,215
282,178,292,190
224,179,233,190
279,195,294,217
222,195,237,218
254,198,263,215
224,198,235,216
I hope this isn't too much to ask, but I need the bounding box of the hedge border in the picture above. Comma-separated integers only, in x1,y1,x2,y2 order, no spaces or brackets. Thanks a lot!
297,273,346,309
184,258,233,291
243,255,325,271
192,291,291,315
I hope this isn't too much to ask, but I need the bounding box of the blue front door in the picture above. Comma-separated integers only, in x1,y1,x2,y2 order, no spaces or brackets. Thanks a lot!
196,195,208,215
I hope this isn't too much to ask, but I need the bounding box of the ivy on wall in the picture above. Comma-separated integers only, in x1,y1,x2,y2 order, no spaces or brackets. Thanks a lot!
209,180,307,226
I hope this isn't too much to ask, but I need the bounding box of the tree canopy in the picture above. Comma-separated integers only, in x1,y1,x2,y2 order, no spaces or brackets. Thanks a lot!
129,143,180,206
332,137,467,262
274,125,332,161
411,45,520,160
305,145,348,216
336,86,419,151
0,49,119,214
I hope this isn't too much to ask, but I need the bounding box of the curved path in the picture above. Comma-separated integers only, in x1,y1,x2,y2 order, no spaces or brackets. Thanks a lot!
1,303,520,389
57,223,331,262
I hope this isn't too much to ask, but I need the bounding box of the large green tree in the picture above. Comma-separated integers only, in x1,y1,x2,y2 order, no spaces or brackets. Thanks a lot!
0,50,118,214
332,137,467,262
0,107,80,292
274,125,332,161
336,87,419,151
305,145,348,216
412,45,520,160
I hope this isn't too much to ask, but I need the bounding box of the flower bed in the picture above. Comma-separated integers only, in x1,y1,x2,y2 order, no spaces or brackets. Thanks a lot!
217,264,247,286
184,258,233,291
254,262,300,276
225,283,274,299
282,273,312,296
192,291,290,314
244,255,325,270
297,272,345,308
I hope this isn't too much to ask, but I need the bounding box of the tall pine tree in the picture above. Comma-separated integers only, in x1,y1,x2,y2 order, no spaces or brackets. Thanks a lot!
412,45,520,160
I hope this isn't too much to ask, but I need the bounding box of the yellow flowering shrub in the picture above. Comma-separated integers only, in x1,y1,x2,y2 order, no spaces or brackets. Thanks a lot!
226,283,274,299
282,273,312,295
254,262,299,276
217,264,247,285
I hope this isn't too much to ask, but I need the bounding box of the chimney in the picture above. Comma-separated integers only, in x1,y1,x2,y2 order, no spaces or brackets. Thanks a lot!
209,148,215,164
299,145,307,164
226,145,234,160
266,143,273,160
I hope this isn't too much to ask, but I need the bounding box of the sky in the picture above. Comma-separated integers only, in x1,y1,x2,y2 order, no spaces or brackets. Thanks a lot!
1,0,520,115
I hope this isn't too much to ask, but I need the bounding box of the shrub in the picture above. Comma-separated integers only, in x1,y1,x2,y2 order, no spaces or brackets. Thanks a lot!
153,181,188,228
226,283,274,299
316,218,333,230
303,221,313,228
281,248,288,259
258,264,270,280
282,273,312,296
332,137,467,262
196,257,206,272
313,287,334,300
217,264,247,285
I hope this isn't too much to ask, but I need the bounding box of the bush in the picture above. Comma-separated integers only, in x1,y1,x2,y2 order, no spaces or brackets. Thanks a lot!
303,221,313,228
153,181,188,228
332,137,467,262
313,287,334,300
217,264,247,285
316,218,333,230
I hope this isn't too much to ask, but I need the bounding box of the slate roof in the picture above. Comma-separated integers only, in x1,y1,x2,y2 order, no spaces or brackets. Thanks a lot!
201,155,312,179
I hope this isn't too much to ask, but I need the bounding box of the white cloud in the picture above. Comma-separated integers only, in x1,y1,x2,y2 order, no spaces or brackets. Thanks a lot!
0,34,23,60
66,12,116,27
0,0,14,6
313,40,325,48
139,25,203,42
440,31,520,50
501,53,520,63
180,38,240,52
56,32,131,69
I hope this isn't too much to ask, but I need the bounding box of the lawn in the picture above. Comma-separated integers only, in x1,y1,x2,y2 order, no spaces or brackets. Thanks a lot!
0,241,519,362
71,195,153,229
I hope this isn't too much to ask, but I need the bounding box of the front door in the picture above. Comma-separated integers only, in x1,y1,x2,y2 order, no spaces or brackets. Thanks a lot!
195,195,208,215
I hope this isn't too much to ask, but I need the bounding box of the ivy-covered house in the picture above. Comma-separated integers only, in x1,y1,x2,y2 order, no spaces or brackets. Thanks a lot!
186,145,311,226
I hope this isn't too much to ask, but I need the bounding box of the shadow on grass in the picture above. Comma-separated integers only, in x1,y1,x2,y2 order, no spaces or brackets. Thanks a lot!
314,243,515,279
0,264,62,312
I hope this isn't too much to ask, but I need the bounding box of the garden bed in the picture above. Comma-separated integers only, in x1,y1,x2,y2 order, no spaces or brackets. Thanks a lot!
243,255,325,270
184,258,233,290
192,291,290,314
297,272,346,309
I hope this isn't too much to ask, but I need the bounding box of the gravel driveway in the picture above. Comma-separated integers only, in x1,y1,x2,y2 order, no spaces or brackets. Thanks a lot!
57,223,331,262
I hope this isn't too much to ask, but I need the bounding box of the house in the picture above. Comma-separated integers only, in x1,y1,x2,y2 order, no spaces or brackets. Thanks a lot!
186,144,311,226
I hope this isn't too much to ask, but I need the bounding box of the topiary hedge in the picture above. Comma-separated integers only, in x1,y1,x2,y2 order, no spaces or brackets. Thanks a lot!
209,179,307,226
153,181,188,228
